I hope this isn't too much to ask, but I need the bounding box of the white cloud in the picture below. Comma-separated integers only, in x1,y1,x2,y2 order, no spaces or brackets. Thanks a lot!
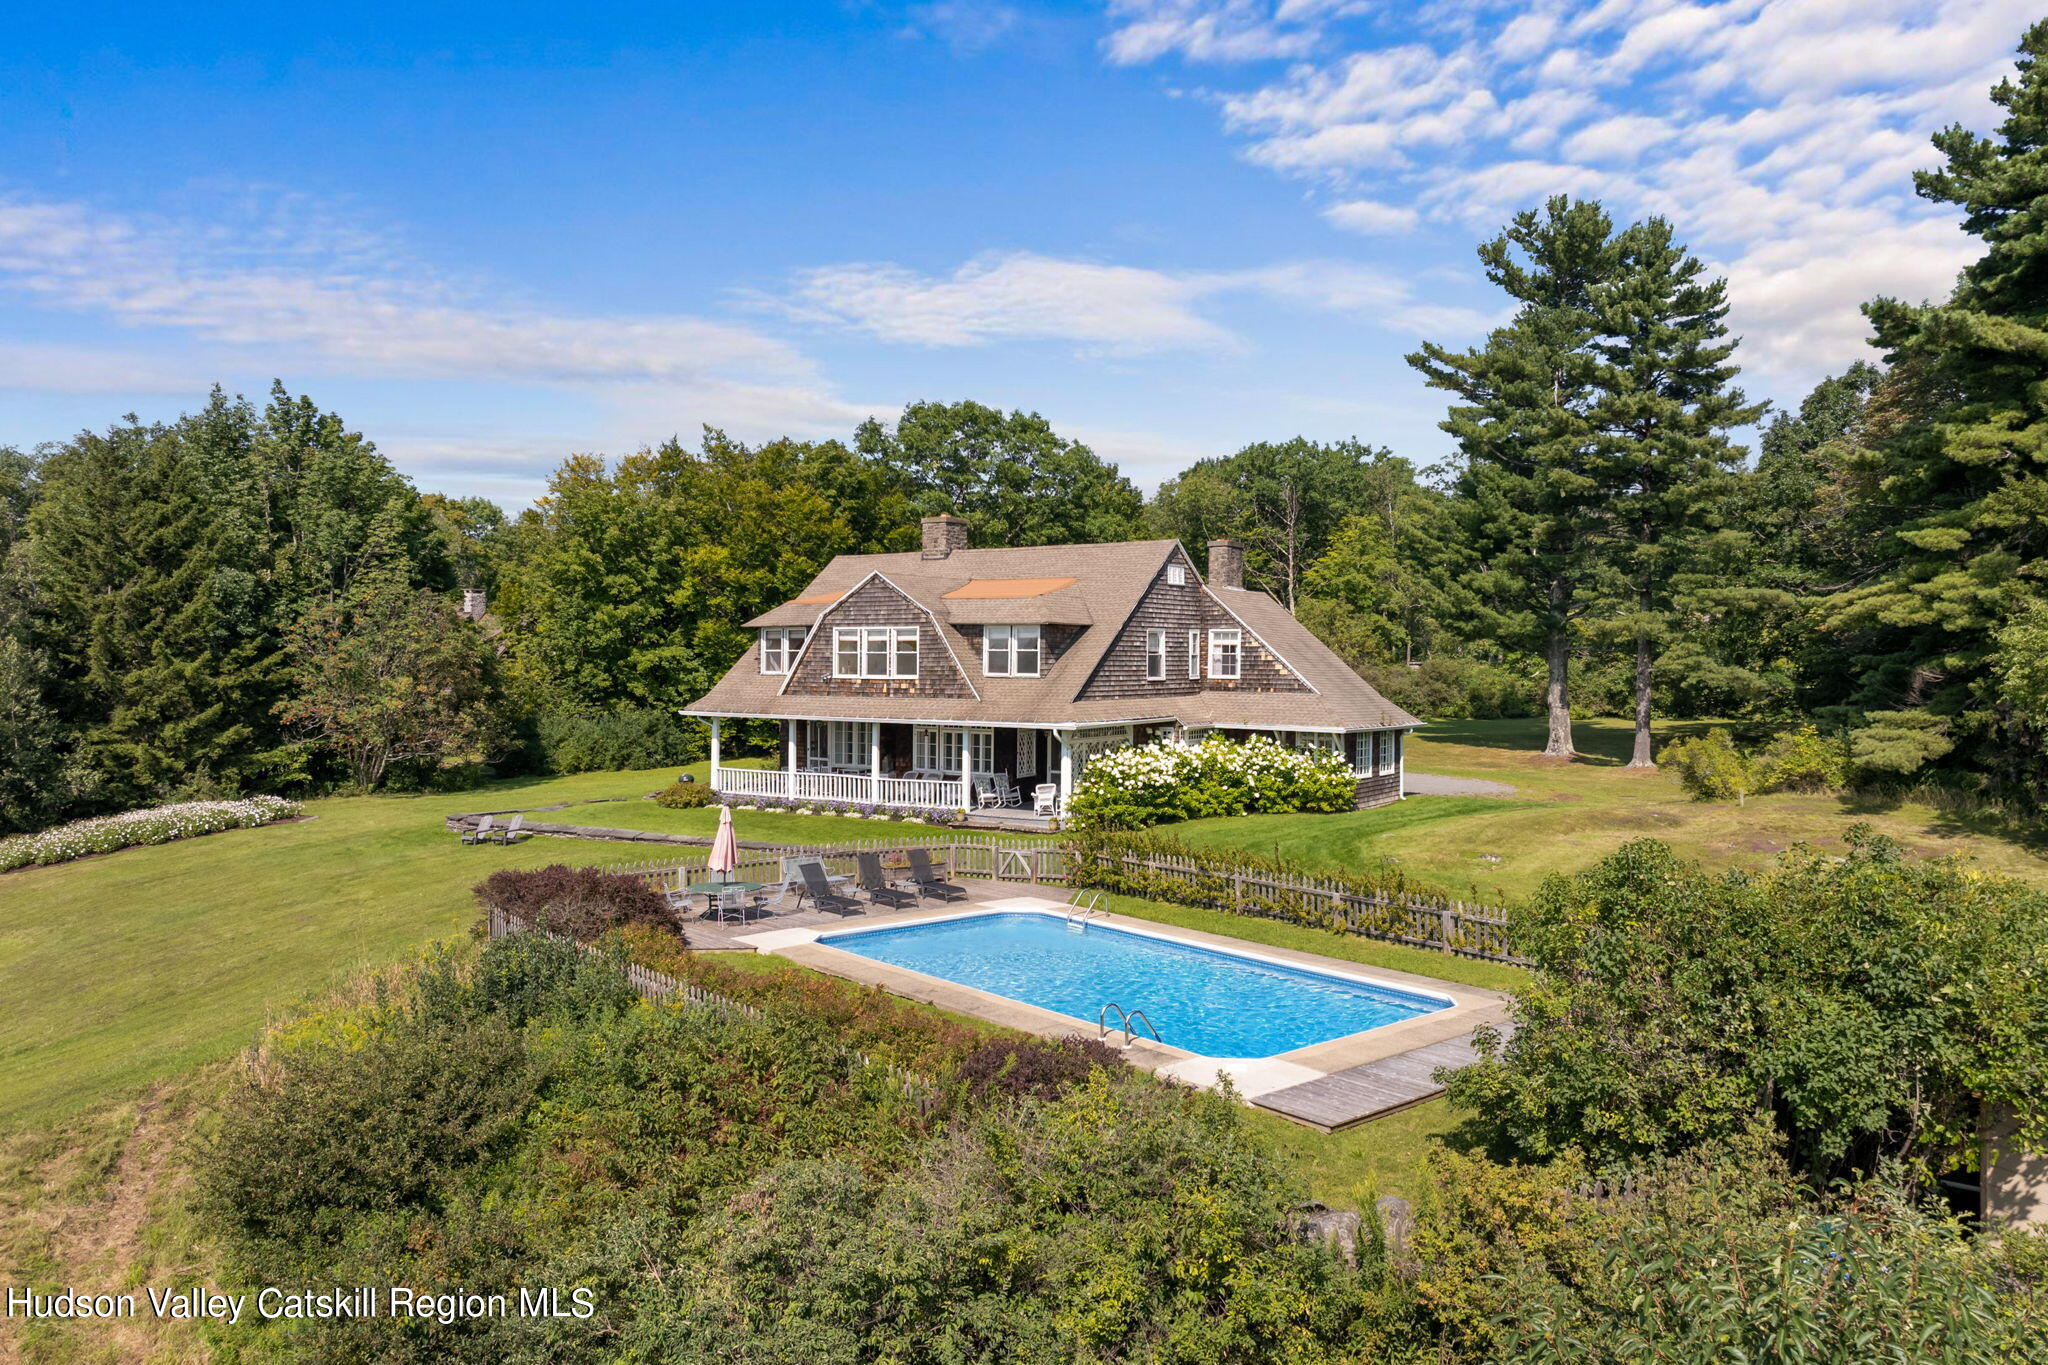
0,341,204,394
1114,0,2032,387
0,193,813,388
1324,198,1421,233
1102,0,1371,65
900,2,1020,55
778,250,1492,354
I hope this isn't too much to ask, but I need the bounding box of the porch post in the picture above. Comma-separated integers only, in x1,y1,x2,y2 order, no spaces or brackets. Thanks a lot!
785,722,798,797
959,729,974,811
1058,730,1073,814
870,721,882,797
709,717,721,789
1398,728,1408,799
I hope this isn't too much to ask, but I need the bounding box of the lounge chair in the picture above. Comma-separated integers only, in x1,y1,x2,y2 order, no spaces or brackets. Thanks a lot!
855,852,918,911
492,812,525,845
798,860,863,916
905,848,968,903
461,814,495,845
787,856,852,905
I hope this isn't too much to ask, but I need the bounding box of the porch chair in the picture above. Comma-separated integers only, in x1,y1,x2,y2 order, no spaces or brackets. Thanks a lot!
804,756,833,772
491,812,526,845
460,813,494,845
797,860,863,916
855,852,919,911
1033,783,1058,815
904,847,968,903
974,775,1022,808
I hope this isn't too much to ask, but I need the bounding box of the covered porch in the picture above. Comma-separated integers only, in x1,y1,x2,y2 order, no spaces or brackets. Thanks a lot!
707,717,1152,817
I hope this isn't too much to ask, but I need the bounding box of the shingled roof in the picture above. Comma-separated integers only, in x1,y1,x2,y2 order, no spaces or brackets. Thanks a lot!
686,537,1420,731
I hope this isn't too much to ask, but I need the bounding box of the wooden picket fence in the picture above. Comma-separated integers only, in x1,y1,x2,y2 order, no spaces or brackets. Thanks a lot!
1065,846,1524,966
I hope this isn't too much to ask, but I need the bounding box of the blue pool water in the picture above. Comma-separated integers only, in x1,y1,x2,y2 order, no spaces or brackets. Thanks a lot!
818,911,1448,1058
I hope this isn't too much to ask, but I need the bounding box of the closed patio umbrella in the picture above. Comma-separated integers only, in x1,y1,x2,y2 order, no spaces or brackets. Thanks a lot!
708,804,739,882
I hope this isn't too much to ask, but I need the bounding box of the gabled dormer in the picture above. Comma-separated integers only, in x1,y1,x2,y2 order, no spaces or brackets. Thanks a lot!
1076,539,1310,701
780,572,976,699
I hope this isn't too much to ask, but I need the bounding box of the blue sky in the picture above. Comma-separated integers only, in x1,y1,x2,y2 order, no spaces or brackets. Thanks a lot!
0,1,2031,506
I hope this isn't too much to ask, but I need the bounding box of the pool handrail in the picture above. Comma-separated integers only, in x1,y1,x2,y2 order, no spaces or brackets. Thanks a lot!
1096,1000,1162,1048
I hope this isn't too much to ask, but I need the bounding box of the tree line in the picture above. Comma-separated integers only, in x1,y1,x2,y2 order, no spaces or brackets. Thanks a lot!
4,21,2046,827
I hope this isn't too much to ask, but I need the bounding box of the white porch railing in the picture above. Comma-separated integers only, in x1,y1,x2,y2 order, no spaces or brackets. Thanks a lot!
712,766,969,810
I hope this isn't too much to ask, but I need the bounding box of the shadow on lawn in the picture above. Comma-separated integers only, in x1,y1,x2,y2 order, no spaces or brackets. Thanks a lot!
1417,717,1737,768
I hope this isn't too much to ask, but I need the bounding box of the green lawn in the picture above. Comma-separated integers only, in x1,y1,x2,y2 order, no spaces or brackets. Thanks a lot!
0,764,724,1131
1175,717,2048,903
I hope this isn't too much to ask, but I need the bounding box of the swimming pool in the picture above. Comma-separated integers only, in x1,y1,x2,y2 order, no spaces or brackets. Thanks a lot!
817,911,1450,1058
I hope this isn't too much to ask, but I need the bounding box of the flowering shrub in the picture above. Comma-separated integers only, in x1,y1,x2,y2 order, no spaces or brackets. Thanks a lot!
1065,733,1358,831
473,864,681,941
652,781,716,809
0,796,303,872
730,793,938,823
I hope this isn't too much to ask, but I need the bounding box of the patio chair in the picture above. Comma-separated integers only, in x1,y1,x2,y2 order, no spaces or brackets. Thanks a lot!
1033,783,1058,815
460,813,494,845
973,775,1021,808
491,812,525,845
798,860,863,916
855,852,918,911
904,847,968,903
709,885,759,926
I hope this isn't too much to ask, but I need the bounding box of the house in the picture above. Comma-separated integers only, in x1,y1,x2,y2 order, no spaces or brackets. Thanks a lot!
681,515,1421,821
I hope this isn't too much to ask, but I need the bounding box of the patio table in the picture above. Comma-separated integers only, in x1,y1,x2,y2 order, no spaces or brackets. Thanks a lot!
682,879,763,916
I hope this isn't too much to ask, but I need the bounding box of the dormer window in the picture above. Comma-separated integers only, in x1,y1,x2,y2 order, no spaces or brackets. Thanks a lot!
1208,628,1242,680
834,626,918,679
1167,563,1187,586
759,627,805,674
984,624,1041,676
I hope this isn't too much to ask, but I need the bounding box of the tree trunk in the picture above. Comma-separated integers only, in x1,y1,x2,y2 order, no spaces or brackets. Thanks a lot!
1543,631,1575,758
1627,630,1656,768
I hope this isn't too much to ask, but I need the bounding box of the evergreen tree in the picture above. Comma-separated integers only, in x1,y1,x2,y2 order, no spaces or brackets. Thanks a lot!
1591,219,1764,767
1831,20,2048,792
1408,196,1624,757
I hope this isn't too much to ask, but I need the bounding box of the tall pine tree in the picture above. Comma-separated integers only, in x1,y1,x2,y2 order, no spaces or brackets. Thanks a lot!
1409,196,1622,757
1591,219,1764,767
1832,20,2048,791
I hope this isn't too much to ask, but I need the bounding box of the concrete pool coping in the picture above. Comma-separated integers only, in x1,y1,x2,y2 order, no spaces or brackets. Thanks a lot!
736,895,1510,1101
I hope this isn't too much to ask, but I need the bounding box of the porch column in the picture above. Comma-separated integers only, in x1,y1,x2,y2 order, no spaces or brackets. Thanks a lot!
709,717,721,788
870,721,882,793
785,722,798,797
959,729,974,811
1397,728,1408,799
1058,731,1073,813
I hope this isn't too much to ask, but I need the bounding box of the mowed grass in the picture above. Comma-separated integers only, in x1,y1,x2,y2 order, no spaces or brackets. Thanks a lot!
0,763,728,1131
1173,717,2048,903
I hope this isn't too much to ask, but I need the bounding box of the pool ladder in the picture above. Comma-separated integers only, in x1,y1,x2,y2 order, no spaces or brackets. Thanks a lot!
1066,891,1106,929
1097,1001,1162,1049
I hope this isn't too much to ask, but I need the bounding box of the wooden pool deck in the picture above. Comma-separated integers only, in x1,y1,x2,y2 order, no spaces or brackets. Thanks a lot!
1247,1025,1512,1132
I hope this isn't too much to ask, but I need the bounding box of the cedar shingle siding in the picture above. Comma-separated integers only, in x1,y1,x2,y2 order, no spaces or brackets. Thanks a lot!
1081,546,1309,700
785,577,973,699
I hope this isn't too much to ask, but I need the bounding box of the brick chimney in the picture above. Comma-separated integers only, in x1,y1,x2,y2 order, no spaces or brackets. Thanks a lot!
920,513,971,560
1207,538,1243,589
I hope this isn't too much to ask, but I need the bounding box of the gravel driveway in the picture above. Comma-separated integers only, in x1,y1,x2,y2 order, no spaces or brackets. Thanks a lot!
1403,771,1518,798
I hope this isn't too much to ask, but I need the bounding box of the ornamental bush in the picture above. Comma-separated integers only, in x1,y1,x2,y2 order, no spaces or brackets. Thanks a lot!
0,795,302,872
473,864,681,942
1065,733,1358,831
1659,729,1754,800
653,781,716,809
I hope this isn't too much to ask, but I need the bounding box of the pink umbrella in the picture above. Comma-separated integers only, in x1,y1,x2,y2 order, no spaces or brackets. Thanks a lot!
708,804,740,883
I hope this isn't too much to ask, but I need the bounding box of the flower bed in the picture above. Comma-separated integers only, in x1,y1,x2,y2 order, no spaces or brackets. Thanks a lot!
1064,732,1358,831
726,793,956,824
0,796,304,872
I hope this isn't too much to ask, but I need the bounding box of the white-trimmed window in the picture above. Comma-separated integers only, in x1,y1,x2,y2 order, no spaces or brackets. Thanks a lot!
805,720,866,769
983,624,1041,676
1208,628,1242,680
758,627,805,674
1144,628,1166,680
1383,730,1403,776
1187,630,1200,679
914,726,994,775
834,625,918,678
1166,563,1187,586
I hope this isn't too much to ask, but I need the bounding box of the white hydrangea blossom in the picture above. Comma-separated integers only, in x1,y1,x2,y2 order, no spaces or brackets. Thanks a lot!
0,796,304,872
1068,733,1353,830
